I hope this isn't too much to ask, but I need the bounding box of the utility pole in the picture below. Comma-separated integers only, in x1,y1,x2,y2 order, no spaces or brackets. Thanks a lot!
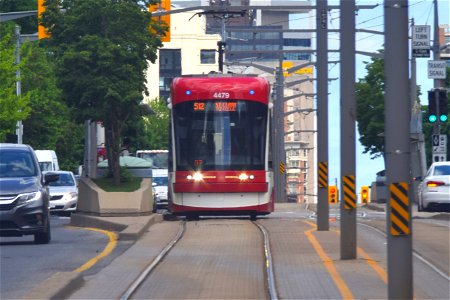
385,0,413,298
340,0,357,259
316,0,329,230
15,25,23,144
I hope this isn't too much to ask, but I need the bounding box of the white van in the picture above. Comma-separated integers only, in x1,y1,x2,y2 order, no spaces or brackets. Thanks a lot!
35,150,60,171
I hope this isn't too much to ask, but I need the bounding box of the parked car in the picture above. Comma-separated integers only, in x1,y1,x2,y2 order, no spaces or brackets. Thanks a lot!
0,143,59,244
417,161,450,212
45,171,78,214
152,175,168,213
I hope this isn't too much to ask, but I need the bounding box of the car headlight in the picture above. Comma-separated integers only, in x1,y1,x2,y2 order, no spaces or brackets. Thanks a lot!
63,192,78,201
17,191,42,204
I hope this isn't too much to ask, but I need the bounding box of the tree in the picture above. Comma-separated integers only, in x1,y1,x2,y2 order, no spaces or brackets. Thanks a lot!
355,57,385,160
0,23,31,141
144,97,169,149
0,0,38,34
41,0,165,184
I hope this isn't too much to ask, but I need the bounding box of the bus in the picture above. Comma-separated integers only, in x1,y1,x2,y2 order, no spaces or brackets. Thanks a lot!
168,75,274,220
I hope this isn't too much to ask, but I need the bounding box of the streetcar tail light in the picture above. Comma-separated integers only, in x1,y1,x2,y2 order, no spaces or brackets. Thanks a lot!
427,180,445,187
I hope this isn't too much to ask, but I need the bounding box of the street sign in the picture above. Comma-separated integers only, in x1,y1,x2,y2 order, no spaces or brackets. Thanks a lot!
412,25,430,58
428,60,446,79
432,135,447,161
433,154,446,162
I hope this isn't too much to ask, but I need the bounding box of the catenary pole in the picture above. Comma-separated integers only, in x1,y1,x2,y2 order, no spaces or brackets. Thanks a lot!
340,0,357,259
316,0,329,230
385,0,413,298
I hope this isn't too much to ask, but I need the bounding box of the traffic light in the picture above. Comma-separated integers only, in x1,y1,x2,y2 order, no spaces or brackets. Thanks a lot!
438,90,448,123
149,0,171,42
328,185,338,204
37,0,50,39
360,186,370,204
428,89,449,123
428,90,437,123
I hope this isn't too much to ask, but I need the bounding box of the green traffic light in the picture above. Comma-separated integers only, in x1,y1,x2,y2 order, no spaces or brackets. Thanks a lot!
429,115,437,123
440,115,448,122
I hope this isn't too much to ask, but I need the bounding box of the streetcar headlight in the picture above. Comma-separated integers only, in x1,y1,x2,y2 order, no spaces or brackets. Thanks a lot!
239,173,255,181
187,172,203,181
239,173,249,180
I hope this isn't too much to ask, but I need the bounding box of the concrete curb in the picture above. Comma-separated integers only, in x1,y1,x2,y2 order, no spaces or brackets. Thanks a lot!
22,272,84,300
22,213,162,299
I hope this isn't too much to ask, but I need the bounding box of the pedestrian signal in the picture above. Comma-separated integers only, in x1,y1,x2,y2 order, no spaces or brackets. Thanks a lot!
328,185,338,204
361,186,370,204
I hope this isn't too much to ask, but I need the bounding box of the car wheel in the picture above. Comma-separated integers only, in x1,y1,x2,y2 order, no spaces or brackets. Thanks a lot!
417,199,423,212
34,219,51,244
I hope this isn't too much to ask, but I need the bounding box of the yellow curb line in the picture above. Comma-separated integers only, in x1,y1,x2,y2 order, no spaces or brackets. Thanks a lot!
67,226,118,273
303,220,355,299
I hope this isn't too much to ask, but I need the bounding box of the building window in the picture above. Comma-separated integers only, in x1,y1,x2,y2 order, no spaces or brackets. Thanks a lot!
201,50,216,64
284,38,311,47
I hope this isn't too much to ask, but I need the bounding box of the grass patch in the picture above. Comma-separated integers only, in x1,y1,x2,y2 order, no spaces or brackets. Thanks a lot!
93,177,142,192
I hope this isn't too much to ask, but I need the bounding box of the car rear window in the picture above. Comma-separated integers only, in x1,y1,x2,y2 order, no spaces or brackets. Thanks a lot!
434,165,450,176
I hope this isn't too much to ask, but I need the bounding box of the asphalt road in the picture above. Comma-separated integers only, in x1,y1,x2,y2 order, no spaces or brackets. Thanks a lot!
0,214,133,300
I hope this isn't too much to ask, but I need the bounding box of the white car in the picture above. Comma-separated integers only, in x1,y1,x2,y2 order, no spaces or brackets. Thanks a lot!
152,176,168,212
45,171,78,214
417,161,450,212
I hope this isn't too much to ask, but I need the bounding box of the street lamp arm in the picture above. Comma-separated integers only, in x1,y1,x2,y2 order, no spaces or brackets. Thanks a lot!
224,61,275,73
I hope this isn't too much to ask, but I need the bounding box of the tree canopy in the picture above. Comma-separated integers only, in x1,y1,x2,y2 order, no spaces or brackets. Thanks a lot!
355,57,385,159
41,0,165,183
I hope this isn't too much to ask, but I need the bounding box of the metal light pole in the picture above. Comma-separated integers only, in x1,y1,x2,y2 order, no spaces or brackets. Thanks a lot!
15,25,23,144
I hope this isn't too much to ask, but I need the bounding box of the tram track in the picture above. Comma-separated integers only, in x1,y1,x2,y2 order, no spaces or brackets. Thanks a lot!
120,220,186,300
358,222,450,282
119,218,277,300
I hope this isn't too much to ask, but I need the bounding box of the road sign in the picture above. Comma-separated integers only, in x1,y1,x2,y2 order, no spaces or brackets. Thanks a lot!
428,60,446,79
432,134,447,157
433,154,446,162
412,25,430,58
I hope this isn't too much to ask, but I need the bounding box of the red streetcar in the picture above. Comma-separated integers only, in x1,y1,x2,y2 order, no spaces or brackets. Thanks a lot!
167,75,274,220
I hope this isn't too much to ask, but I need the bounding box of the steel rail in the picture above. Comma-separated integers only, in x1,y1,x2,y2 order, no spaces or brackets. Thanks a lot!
358,222,450,282
253,221,278,300
120,221,186,300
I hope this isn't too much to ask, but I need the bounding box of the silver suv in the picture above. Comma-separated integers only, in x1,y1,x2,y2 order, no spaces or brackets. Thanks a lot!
0,143,59,244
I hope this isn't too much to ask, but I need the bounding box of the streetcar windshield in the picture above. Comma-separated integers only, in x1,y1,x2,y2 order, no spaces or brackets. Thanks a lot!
173,100,267,171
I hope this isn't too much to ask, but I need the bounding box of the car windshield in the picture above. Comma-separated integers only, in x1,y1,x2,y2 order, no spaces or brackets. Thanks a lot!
153,177,168,186
49,173,75,187
433,165,450,176
0,149,37,178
